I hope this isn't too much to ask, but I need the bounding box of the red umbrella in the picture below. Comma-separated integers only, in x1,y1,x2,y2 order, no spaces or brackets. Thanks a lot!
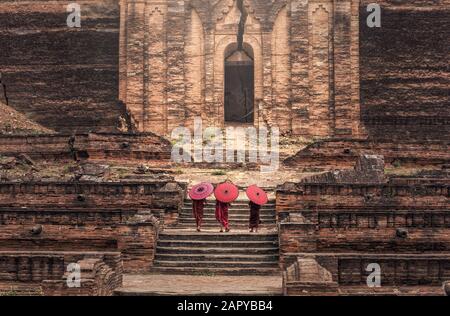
246,185,268,206
189,182,214,200
214,182,239,203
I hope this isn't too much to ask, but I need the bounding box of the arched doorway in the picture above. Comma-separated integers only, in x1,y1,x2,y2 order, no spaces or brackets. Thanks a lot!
224,44,254,124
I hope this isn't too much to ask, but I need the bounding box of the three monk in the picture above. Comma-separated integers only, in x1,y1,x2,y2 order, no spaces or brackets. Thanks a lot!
191,183,266,233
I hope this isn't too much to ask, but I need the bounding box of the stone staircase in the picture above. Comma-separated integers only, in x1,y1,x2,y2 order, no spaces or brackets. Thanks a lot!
151,199,280,276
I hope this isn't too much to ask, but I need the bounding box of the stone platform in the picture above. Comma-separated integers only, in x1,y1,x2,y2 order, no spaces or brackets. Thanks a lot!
114,274,282,296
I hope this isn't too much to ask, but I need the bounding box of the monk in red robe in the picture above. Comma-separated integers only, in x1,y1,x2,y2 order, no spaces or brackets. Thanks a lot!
215,200,230,232
192,199,206,232
249,201,261,233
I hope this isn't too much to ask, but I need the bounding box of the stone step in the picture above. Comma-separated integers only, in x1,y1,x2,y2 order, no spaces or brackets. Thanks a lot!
183,203,276,211
114,289,282,296
157,240,278,248
178,215,276,222
150,266,281,276
177,222,276,227
182,209,276,214
184,199,275,203
176,225,277,230
156,246,279,255
154,260,278,268
174,224,277,230
182,210,276,215
178,218,276,224
155,254,279,262
184,201,275,206
184,202,275,209
180,209,275,215
158,232,278,241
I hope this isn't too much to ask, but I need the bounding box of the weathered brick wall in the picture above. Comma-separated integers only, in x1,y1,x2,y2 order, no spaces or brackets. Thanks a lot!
1,1,448,138
0,180,185,272
0,0,122,133
298,154,386,184
282,257,338,296
120,0,362,137
0,132,172,161
277,176,450,267
278,171,450,295
280,209,450,258
0,208,159,272
0,180,184,211
284,254,450,295
360,0,450,141
42,256,123,296
276,182,449,212
0,252,122,296
284,139,450,170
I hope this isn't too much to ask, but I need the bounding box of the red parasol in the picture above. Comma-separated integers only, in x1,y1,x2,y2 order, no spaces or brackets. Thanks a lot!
189,182,214,200
214,182,239,203
246,185,268,206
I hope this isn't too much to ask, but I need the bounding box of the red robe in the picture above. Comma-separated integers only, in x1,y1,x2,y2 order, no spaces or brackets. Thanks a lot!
215,201,230,229
249,201,261,229
192,199,206,228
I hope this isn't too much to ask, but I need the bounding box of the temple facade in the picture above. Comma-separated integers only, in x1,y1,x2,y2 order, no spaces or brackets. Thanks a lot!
119,0,364,137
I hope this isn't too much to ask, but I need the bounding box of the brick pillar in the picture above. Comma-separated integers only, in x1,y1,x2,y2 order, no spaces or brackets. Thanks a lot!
144,0,168,134
121,0,172,135
290,0,310,136
260,30,273,130
166,0,186,133
333,0,364,138
124,0,145,131
119,0,128,103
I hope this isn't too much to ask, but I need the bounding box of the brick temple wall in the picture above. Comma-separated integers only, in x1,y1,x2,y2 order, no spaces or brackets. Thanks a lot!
0,0,122,133
276,179,450,263
1,0,448,139
0,208,158,272
0,181,184,211
283,254,450,295
280,209,450,255
276,182,449,212
0,132,172,161
283,139,450,170
360,0,450,141
0,180,185,272
278,174,450,295
120,0,362,137
0,252,122,296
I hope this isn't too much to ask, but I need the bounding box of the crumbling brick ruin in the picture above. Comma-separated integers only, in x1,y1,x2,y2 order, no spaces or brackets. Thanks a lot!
0,0,448,296
278,155,450,295
2,0,448,139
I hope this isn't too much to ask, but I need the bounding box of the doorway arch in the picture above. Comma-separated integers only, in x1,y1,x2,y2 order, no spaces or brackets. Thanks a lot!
213,36,263,127
224,43,255,123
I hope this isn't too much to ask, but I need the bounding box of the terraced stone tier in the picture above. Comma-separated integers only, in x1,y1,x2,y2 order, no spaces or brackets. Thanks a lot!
114,274,283,296
153,230,280,276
